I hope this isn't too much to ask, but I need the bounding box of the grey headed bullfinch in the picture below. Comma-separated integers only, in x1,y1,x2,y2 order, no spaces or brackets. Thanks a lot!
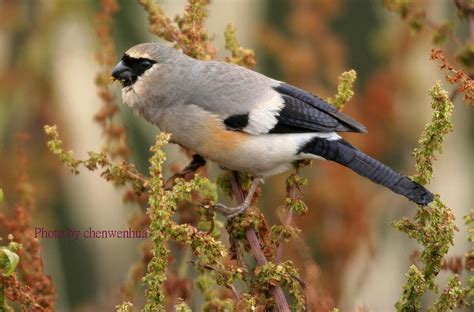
111,43,433,217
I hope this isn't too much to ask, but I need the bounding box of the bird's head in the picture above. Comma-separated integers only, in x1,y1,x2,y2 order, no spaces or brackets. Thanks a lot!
111,43,187,111
111,43,167,88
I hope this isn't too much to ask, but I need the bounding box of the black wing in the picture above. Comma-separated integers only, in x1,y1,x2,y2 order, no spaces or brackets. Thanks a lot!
269,83,367,134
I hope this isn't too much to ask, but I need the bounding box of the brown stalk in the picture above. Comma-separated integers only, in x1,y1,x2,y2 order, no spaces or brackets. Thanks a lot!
228,171,290,312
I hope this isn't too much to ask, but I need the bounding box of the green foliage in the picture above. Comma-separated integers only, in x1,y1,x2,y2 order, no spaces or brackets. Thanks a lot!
464,210,474,305
175,299,192,312
142,133,231,310
464,210,474,242
142,133,171,311
456,41,474,67
326,69,357,111
226,208,266,240
382,0,426,35
395,265,427,311
115,301,133,312
428,275,464,311
463,209,474,242
270,224,301,245
284,173,308,215
433,21,454,45
0,189,3,204
216,171,253,199
466,275,474,305
224,23,256,68
197,207,222,238
0,241,20,277
412,81,454,186
45,125,232,310
0,240,21,311
45,125,147,193
44,125,81,174
394,196,456,287
195,274,234,311
254,261,305,310
383,0,413,18
394,81,459,311
236,293,258,311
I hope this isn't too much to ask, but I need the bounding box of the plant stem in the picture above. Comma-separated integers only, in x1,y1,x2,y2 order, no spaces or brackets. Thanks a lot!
229,171,290,312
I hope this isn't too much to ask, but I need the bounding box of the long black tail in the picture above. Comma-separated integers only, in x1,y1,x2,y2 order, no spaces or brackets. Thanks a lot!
299,137,434,205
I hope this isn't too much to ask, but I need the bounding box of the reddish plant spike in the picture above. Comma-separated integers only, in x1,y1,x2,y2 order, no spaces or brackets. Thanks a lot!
430,49,474,105
94,0,130,161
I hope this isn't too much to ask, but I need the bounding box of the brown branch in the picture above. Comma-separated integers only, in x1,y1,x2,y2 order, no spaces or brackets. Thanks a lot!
124,170,148,185
229,172,290,312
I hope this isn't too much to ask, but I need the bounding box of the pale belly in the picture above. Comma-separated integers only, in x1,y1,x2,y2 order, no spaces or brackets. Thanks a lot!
145,103,328,176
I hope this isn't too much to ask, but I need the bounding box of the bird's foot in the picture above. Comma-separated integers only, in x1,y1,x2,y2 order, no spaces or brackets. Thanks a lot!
212,177,263,219
213,202,251,219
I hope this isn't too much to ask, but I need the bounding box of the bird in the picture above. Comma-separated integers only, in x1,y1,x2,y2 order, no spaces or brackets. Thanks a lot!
111,42,434,217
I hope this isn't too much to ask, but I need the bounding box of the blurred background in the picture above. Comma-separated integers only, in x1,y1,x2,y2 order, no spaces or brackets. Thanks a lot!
0,0,472,311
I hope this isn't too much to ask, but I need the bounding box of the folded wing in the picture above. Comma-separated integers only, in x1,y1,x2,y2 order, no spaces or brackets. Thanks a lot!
269,83,367,134
189,61,366,135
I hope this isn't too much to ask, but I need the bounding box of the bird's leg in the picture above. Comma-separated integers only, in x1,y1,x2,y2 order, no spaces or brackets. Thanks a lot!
213,177,263,218
179,154,207,176
165,154,206,189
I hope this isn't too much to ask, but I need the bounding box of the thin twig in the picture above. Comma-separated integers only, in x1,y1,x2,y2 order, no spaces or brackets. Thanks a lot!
424,18,463,46
275,167,300,263
229,285,240,301
229,171,290,312
125,170,148,185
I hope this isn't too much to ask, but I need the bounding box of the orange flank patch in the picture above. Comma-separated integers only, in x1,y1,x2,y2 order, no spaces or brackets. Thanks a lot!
200,115,249,158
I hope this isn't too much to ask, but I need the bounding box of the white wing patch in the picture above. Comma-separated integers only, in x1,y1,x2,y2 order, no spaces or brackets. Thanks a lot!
243,90,285,135
312,132,341,141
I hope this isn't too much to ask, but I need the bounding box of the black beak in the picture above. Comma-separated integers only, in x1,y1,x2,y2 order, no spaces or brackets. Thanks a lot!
111,61,136,86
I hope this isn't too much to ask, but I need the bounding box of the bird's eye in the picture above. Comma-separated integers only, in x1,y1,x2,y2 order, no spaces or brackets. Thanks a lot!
140,60,152,69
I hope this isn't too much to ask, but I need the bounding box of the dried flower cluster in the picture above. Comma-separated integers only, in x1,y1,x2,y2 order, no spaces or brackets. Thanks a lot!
0,157,55,311
138,0,215,60
431,49,474,105
224,23,256,69
95,0,129,159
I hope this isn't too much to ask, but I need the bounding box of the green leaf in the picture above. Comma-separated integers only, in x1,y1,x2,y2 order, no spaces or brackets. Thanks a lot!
0,247,20,277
